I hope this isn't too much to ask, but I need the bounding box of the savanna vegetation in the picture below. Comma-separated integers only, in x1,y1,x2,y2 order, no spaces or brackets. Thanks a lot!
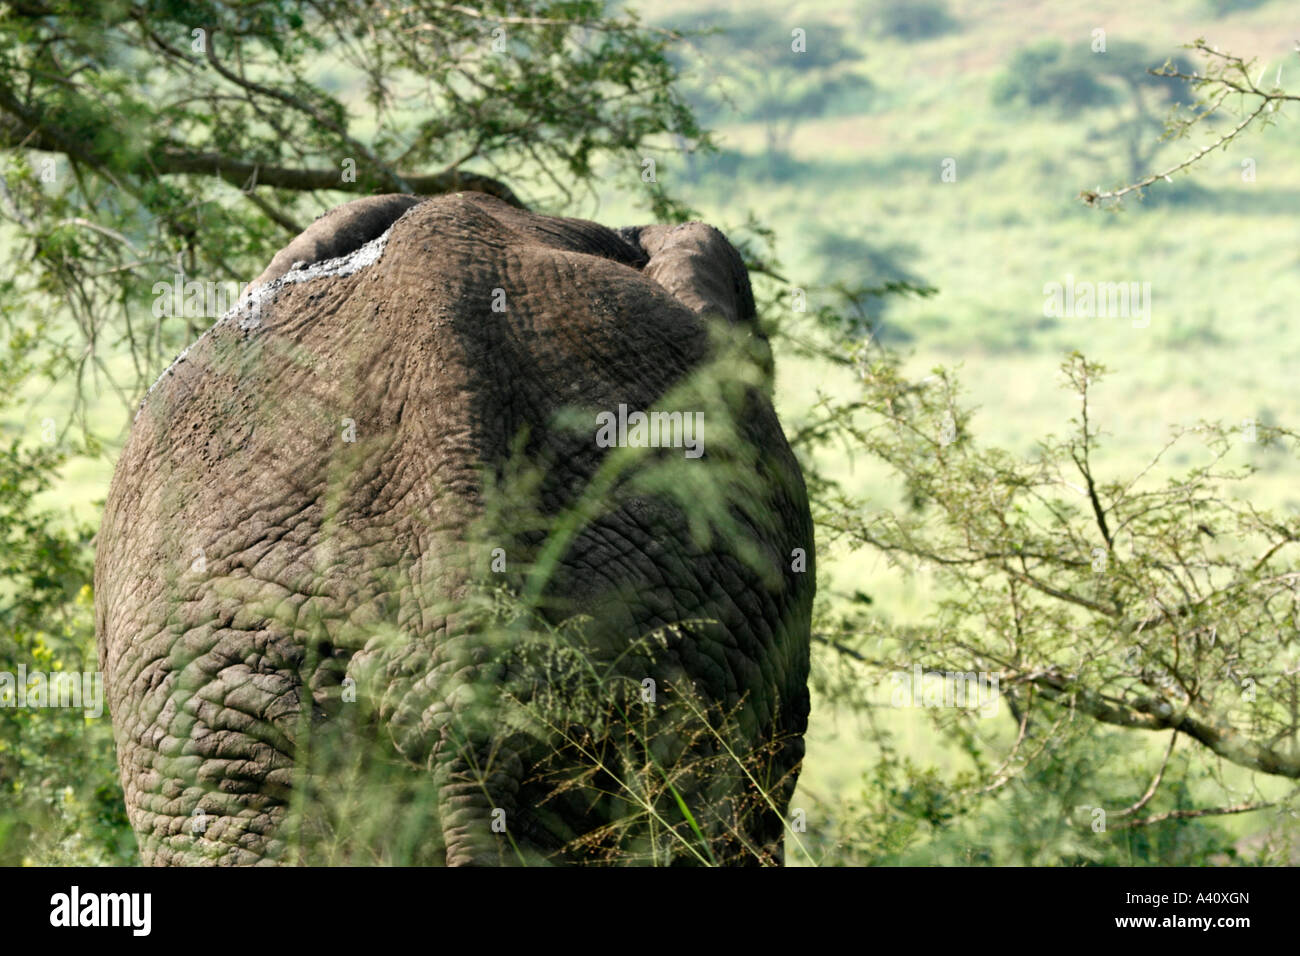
2,0,1299,865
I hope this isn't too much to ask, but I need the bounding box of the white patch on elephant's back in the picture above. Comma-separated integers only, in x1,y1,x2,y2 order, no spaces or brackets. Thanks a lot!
137,227,397,418
274,228,392,288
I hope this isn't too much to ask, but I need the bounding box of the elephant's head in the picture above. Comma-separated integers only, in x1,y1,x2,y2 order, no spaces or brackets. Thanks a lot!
96,192,814,866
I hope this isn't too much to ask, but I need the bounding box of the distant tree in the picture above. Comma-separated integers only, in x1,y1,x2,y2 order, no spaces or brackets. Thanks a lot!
663,11,871,157
867,0,956,43
993,41,1112,111
1206,0,1268,15
994,39,1194,179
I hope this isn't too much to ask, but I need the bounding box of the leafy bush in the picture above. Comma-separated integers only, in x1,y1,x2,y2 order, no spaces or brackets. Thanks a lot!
779,333,1300,864
0,334,135,865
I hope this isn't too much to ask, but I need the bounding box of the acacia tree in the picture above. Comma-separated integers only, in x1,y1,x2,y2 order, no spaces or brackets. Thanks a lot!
0,0,706,419
779,320,1300,861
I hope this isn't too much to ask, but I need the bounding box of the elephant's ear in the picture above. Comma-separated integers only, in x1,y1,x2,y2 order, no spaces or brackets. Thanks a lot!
623,222,759,333
249,193,425,291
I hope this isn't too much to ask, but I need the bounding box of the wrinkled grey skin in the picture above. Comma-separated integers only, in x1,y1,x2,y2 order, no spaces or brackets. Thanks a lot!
96,192,814,865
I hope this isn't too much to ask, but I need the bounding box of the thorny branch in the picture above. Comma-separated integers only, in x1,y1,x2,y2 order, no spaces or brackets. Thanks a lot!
1081,39,1300,207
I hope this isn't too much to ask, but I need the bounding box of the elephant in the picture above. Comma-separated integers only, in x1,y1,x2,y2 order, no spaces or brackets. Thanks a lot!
95,191,815,866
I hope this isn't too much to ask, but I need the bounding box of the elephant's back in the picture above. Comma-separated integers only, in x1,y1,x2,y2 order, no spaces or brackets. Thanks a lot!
94,191,735,732
94,191,814,865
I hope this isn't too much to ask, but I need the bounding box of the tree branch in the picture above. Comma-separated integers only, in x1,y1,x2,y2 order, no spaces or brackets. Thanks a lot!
1115,799,1275,829
0,82,527,208
1028,670,1300,778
